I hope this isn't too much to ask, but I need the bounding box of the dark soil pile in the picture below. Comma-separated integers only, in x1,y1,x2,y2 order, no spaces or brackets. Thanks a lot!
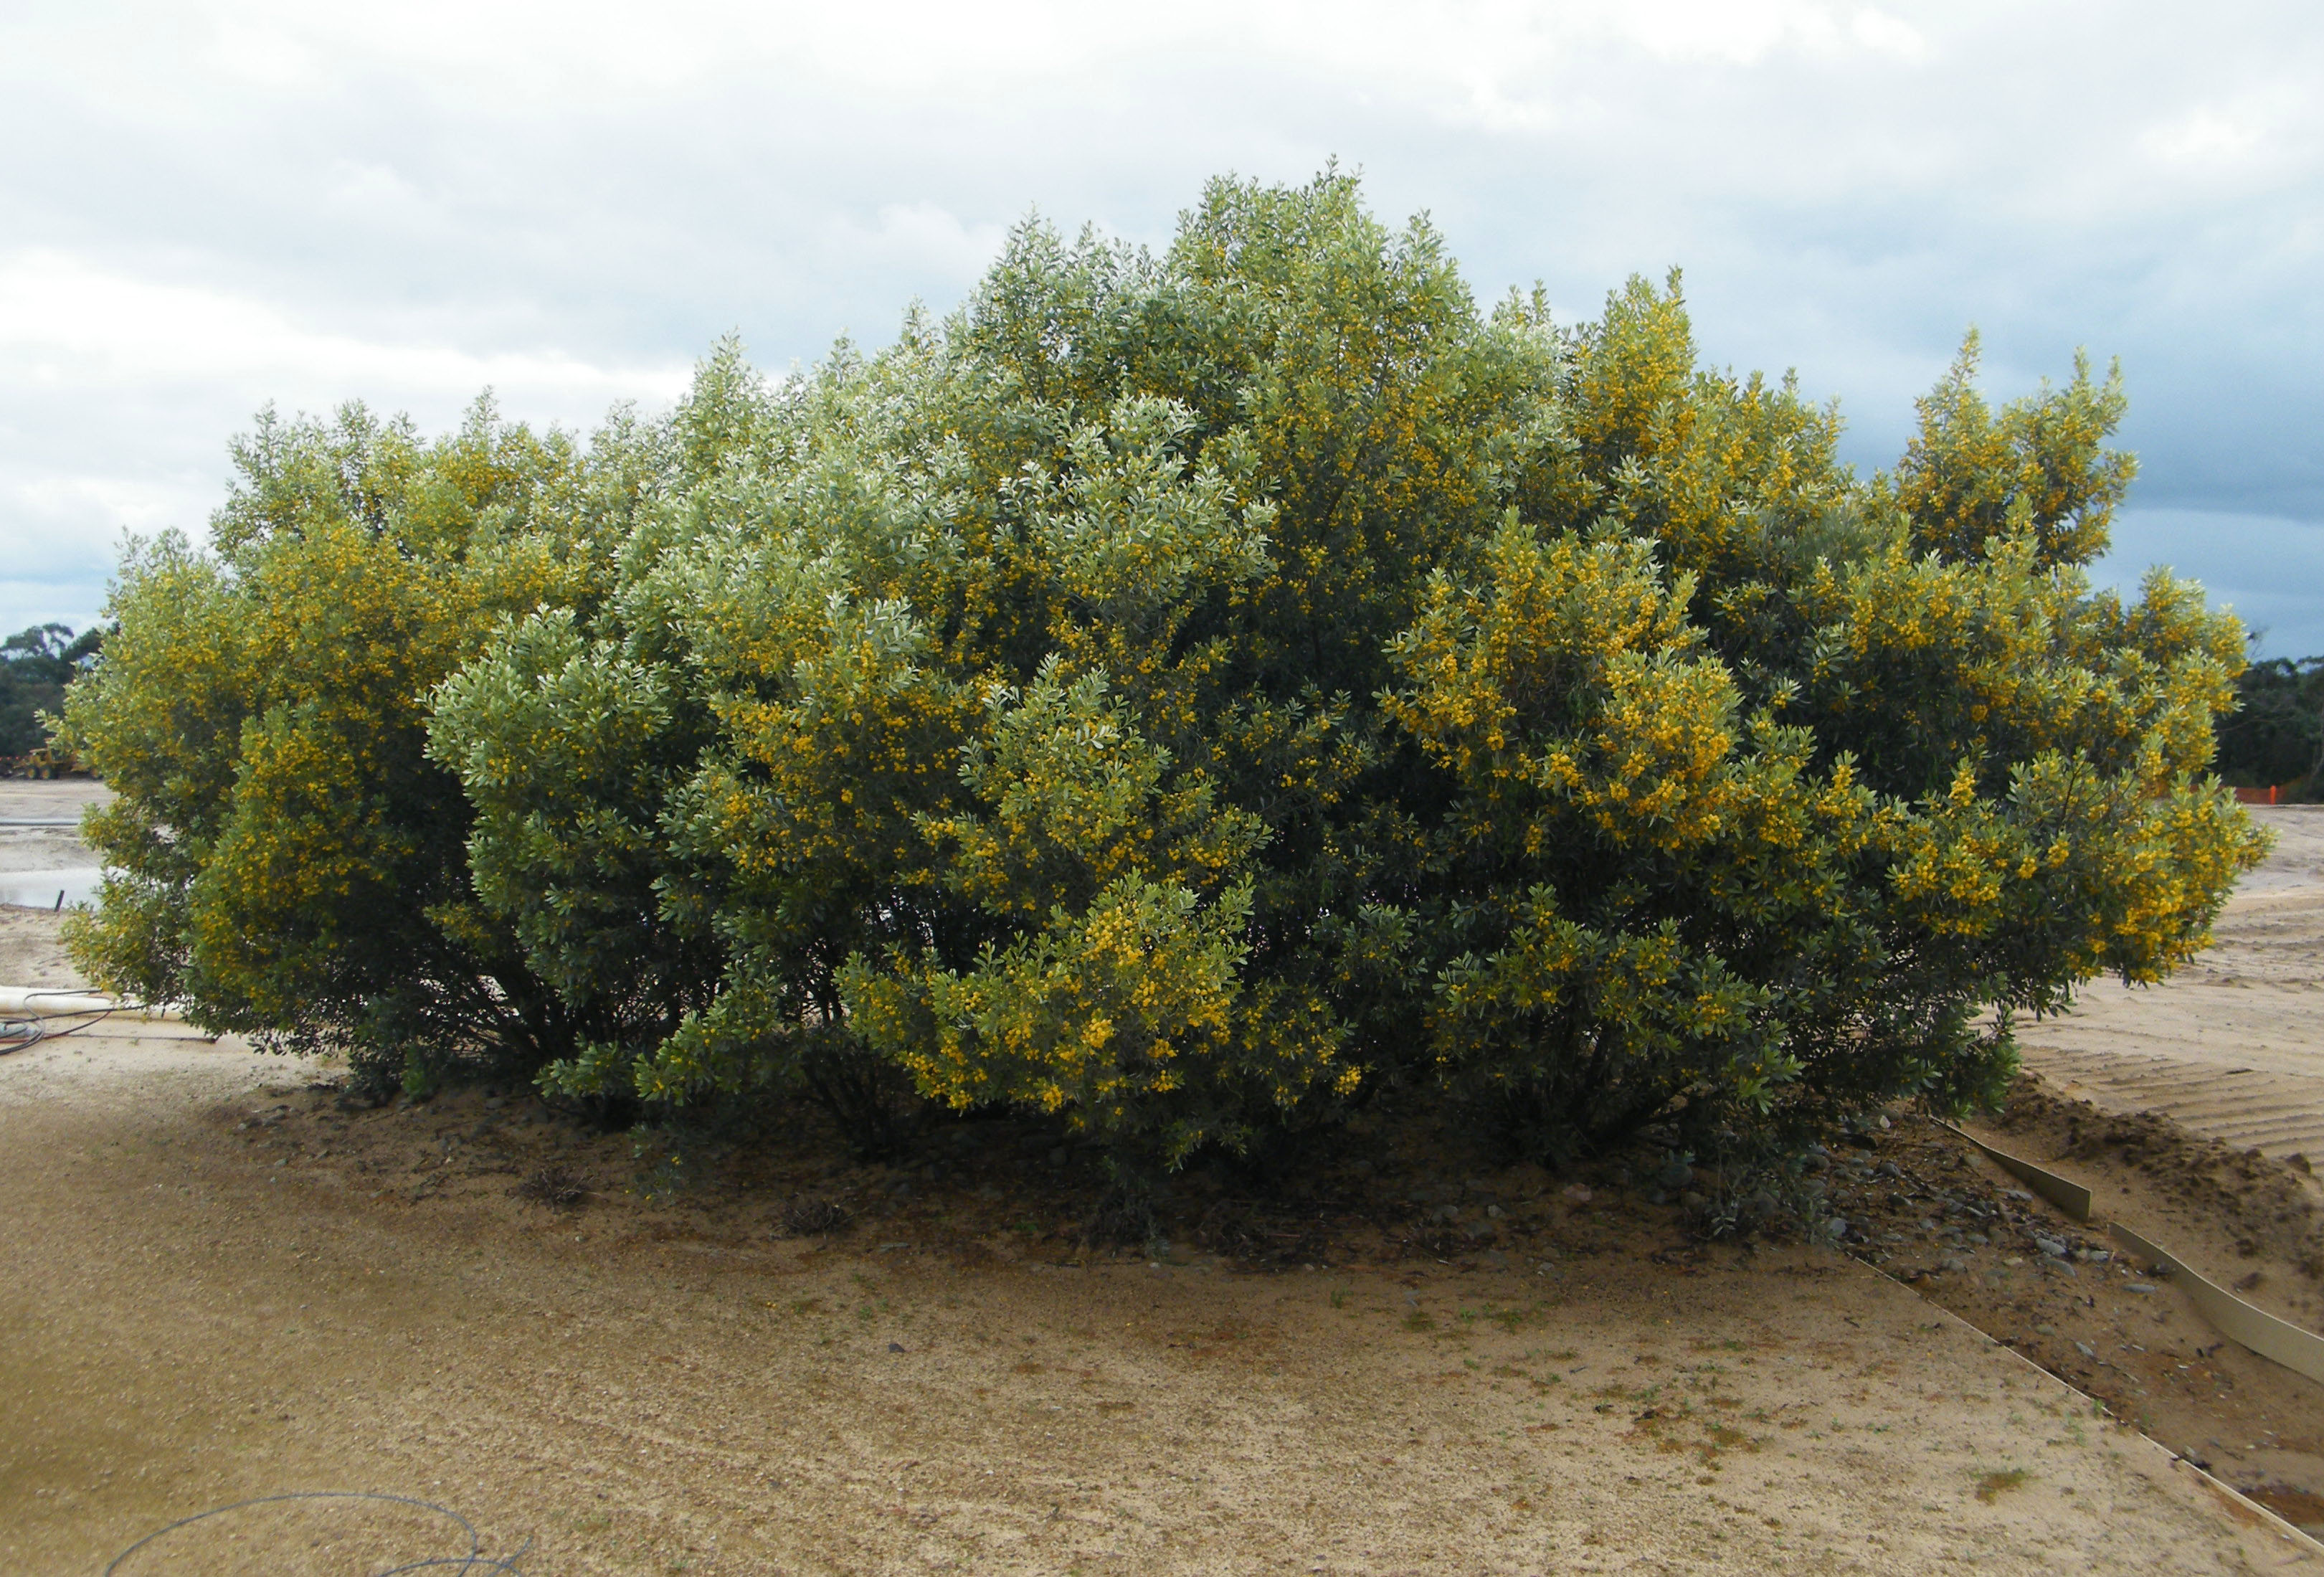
1991,1075,2324,1279
1817,1088,2324,1540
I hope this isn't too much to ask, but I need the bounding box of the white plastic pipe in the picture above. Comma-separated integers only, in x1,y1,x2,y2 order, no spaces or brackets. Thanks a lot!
0,987,183,1020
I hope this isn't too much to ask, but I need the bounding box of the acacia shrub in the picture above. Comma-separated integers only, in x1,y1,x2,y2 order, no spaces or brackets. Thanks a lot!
430,171,2260,1170
69,171,2264,1176
60,398,665,1091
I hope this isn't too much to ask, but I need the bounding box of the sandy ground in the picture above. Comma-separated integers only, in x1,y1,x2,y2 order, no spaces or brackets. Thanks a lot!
2,778,2320,1573
2019,808,2324,1160
2,1021,2311,1577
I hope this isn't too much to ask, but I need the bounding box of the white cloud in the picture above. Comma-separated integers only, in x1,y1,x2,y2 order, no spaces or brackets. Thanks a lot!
9,473,189,536
0,246,693,625
1848,9,1925,58
123,0,1947,124
2144,106,2267,170
201,19,321,89
823,204,1010,283
0,250,688,409
320,161,447,233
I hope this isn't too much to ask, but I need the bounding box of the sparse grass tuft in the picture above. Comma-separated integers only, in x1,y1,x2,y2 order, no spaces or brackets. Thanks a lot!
781,1195,853,1236
1975,1467,2031,1502
513,1165,588,1210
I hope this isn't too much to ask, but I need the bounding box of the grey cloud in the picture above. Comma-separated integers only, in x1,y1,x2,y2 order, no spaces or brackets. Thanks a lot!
2097,509,2324,659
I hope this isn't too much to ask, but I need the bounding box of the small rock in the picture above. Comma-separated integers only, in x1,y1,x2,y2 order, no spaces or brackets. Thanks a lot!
2126,1282,2159,1295
2034,1236,2068,1259
2034,1322,2057,1337
1743,1190,1778,1220
1679,1190,1707,1211
2074,1342,2095,1359
1941,1256,1968,1273
1483,1249,1510,1269
1486,1204,1504,1220
1560,1184,1593,1205
483,1096,505,1110
1877,1115,1891,1130
1824,1218,1848,1239
887,1342,906,1353
1656,1160,1694,1190
1874,1160,1902,1179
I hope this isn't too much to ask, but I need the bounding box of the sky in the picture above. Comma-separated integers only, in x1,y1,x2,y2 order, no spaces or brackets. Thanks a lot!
4,1,2320,650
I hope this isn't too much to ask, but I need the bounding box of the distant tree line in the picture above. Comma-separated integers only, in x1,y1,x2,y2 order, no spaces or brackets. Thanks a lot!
0,622,103,758
2214,655,2324,790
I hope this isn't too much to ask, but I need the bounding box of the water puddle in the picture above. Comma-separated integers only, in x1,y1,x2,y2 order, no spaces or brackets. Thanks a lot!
0,866,103,909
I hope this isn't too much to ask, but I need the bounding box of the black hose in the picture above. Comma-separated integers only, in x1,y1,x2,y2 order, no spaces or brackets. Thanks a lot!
1,1010,97,1051
105,1490,531,1573
0,1002,116,1054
